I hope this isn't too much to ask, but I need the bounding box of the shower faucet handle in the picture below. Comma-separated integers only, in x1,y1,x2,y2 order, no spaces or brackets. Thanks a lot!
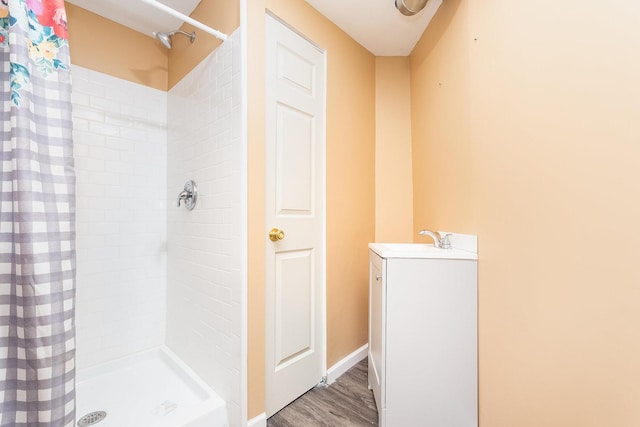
176,180,198,210
176,190,189,207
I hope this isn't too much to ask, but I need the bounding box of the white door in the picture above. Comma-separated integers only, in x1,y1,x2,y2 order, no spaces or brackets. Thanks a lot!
265,13,326,417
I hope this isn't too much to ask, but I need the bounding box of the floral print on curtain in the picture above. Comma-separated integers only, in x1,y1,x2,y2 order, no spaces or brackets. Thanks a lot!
1,0,76,426
2,0,69,106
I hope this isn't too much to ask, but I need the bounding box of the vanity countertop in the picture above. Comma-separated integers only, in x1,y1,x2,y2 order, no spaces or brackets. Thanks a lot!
369,238,478,261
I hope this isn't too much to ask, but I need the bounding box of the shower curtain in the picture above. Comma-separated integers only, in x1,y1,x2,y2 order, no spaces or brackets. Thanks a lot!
1,0,76,426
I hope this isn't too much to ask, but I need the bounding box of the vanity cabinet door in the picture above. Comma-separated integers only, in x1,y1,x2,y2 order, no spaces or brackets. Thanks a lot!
368,251,385,418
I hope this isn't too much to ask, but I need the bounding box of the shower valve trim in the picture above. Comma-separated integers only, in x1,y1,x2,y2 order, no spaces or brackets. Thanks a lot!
177,180,198,210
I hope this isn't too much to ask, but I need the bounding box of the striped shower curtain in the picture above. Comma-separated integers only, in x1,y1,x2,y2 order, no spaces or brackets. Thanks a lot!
0,0,76,426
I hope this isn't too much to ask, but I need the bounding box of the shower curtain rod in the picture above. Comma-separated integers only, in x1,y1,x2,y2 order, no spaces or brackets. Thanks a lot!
140,0,228,42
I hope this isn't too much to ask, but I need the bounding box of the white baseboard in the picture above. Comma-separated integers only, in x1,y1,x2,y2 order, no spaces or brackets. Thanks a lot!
326,344,368,384
247,412,266,427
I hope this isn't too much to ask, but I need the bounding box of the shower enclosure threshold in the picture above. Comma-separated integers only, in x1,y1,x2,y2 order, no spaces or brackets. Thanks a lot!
76,346,228,427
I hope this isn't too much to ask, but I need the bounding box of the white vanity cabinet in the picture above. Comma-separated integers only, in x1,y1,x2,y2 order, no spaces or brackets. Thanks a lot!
368,241,478,427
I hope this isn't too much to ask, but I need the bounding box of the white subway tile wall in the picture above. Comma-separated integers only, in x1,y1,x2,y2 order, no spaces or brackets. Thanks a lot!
72,66,168,370
166,31,243,427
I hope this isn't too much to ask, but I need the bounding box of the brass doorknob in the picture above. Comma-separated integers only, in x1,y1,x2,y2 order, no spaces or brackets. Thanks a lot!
269,228,285,242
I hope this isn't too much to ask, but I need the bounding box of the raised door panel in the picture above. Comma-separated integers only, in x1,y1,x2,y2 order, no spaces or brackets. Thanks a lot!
274,249,314,368
275,104,314,215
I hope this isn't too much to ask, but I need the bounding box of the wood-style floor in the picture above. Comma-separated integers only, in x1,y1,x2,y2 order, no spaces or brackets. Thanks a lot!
267,359,378,427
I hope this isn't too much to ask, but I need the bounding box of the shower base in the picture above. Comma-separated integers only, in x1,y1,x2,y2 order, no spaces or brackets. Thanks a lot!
76,347,228,427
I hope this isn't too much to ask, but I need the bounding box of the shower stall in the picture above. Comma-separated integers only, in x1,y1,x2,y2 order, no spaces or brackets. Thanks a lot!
71,24,244,427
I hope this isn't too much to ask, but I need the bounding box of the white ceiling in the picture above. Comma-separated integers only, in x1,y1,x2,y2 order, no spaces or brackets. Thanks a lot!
66,0,203,38
304,0,442,56
65,0,441,56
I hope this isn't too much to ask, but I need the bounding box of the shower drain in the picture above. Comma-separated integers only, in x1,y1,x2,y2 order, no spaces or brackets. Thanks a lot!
77,411,107,426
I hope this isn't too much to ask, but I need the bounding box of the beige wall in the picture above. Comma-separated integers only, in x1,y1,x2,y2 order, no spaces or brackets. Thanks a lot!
410,0,472,236
67,1,239,91
168,0,240,88
248,0,376,417
66,3,169,91
247,0,267,416
375,57,414,242
411,0,640,425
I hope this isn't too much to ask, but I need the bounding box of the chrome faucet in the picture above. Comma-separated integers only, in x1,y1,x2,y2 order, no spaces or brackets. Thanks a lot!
419,229,452,249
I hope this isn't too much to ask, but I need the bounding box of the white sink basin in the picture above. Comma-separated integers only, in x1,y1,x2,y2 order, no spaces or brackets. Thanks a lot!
369,242,477,260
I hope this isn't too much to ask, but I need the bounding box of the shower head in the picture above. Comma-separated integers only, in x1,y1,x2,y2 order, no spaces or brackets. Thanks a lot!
395,0,429,16
153,30,196,49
